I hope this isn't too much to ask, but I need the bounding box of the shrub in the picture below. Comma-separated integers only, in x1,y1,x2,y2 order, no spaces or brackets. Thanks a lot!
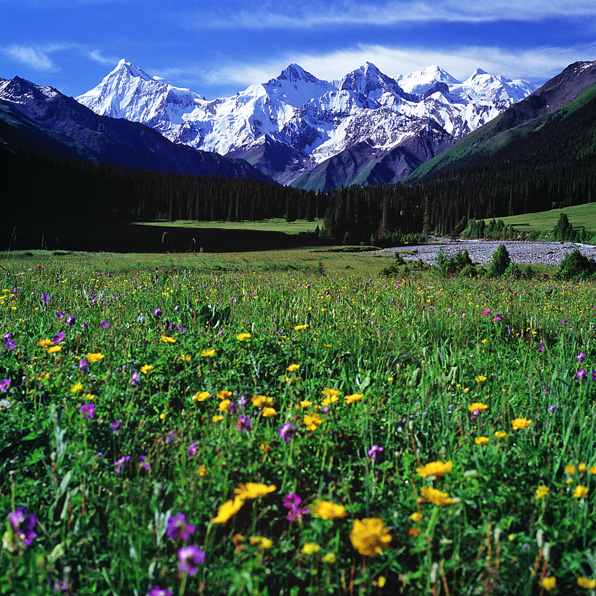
434,248,473,275
555,248,596,280
486,244,511,278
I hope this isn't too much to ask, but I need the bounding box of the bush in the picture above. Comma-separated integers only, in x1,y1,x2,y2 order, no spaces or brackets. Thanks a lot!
486,244,511,278
555,248,596,280
459,264,477,278
503,262,522,279
434,248,473,275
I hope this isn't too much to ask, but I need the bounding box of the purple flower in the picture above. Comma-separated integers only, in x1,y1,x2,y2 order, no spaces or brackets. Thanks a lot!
131,371,140,386
79,403,95,419
41,293,51,304
115,456,131,473
4,333,16,351
56,311,65,319
561,318,568,325
66,316,76,326
166,513,196,541
539,343,545,352
79,358,88,374
188,442,198,458
368,445,384,462
577,368,587,381
592,369,596,381
80,323,88,330
236,415,252,432
283,493,309,522
52,331,66,344
278,423,295,443
110,419,122,433
165,431,176,444
492,313,503,323
547,404,558,414
8,506,37,546
139,455,151,471
149,587,172,596
578,352,586,363
0,378,11,392
100,321,110,329
153,308,162,319
177,545,205,575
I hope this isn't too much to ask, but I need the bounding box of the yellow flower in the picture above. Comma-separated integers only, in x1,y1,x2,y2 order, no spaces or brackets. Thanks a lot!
250,536,273,550
140,364,153,374
193,391,210,402
542,577,556,591
236,333,251,341
160,335,176,344
475,375,487,383
578,577,596,589
212,415,224,422
201,349,215,357
234,483,277,500
70,382,83,394
47,345,62,353
573,485,589,499
218,399,231,412
294,324,309,331
416,460,453,478
261,407,277,417
299,400,313,408
349,518,392,557
82,393,95,400
87,352,104,363
475,437,490,445
468,403,488,412
578,463,587,473
420,486,456,506
565,464,577,475
511,418,532,430
180,354,191,362
37,339,54,348
322,553,336,564
287,364,300,372
302,542,320,555
252,394,273,408
321,387,340,399
494,431,508,439
310,500,347,520
590,466,596,474
344,393,364,404
535,485,550,499
409,512,424,522
217,389,233,400
321,396,338,406
210,497,245,524
198,464,208,477
304,413,323,431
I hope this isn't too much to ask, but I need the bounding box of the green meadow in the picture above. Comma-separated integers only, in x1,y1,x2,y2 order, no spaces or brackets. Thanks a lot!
1,249,596,595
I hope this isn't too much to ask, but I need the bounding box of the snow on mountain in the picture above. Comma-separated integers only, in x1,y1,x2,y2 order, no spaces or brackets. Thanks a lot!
77,60,536,188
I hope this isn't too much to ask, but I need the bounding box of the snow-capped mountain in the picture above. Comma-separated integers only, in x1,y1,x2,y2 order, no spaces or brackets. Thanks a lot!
77,60,536,190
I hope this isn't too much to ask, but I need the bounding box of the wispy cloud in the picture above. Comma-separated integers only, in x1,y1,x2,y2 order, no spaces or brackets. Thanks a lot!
189,41,596,94
184,0,596,30
5,45,57,71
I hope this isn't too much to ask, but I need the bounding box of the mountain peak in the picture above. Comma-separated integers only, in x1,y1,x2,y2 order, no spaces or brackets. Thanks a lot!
277,63,314,82
112,59,155,83
470,68,489,77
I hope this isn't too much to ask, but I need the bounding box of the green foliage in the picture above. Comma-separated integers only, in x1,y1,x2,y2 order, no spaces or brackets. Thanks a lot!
434,247,473,275
486,244,512,277
555,248,596,280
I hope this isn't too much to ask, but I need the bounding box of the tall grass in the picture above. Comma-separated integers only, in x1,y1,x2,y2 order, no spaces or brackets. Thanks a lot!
1,256,595,594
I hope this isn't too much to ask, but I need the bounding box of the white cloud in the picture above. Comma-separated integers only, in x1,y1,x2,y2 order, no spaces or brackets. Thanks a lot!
189,0,596,30
194,41,596,93
6,45,57,71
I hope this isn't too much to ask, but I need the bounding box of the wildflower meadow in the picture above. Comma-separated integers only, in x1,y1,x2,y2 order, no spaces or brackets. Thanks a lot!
1,253,596,595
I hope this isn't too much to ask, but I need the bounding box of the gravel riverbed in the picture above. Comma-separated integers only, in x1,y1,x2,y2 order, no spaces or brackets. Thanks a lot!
374,239,596,266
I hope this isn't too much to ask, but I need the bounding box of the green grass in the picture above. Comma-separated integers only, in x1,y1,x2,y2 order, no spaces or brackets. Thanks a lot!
133,218,325,235
1,253,596,595
483,203,596,241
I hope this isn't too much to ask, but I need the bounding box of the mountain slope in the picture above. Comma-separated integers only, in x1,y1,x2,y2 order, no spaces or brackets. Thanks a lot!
0,76,270,181
77,60,535,190
406,60,596,182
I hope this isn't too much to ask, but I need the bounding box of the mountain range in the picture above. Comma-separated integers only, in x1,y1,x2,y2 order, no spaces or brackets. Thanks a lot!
0,76,269,182
77,61,535,190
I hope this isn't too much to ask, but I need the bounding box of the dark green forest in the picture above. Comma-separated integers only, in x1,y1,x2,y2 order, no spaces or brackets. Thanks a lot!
1,86,595,250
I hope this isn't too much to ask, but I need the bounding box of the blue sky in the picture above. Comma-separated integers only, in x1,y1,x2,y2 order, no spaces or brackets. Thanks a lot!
1,0,595,99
